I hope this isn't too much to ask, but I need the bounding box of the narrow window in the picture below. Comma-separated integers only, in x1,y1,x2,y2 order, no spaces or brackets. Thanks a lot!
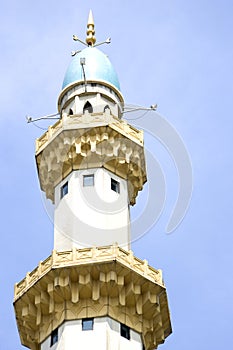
60,181,68,199
82,318,94,331
50,328,58,346
111,178,120,193
104,105,110,112
120,323,130,340
83,174,94,187
69,108,74,115
83,101,93,113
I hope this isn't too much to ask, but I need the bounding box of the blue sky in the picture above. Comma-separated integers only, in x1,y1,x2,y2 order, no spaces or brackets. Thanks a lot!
1,0,233,349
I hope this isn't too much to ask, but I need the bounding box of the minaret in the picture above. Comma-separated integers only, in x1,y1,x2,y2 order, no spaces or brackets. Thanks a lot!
14,12,172,350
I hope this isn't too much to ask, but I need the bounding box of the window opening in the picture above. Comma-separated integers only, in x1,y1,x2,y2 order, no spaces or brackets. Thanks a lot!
120,323,130,340
82,318,94,331
83,101,93,113
69,108,74,115
83,174,94,187
50,328,58,346
111,178,120,193
104,105,110,112
60,181,68,199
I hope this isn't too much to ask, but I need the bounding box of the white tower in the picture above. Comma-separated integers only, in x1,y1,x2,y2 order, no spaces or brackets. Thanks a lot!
14,11,172,350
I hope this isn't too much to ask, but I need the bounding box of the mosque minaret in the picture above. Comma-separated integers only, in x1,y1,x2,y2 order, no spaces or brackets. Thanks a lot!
14,11,172,350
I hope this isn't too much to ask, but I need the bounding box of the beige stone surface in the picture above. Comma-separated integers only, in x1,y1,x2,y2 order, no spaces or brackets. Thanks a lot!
36,113,146,205
14,245,171,350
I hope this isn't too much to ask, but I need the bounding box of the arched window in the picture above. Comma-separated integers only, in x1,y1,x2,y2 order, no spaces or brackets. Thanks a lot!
83,101,93,114
104,105,110,112
69,108,74,115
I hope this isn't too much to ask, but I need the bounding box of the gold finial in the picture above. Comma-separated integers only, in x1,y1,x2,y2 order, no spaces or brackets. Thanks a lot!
86,10,96,46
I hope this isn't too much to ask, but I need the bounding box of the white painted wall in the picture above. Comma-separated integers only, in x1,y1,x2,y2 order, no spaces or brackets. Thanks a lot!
59,82,124,118
41,318,143,350
54,168,131,250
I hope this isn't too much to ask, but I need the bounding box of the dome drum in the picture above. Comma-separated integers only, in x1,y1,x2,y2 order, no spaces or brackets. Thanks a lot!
58,80,124,119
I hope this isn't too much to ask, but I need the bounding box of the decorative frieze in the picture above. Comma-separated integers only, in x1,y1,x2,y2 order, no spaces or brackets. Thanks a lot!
14,245,171,350
36,113,146,205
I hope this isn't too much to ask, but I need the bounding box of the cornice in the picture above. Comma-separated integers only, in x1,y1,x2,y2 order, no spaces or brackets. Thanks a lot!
14,245,171,350
35,114,146,205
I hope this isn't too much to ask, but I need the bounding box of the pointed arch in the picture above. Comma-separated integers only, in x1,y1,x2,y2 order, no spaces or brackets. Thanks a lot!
83,101,93,114
104,105,110,113
69,108,74,115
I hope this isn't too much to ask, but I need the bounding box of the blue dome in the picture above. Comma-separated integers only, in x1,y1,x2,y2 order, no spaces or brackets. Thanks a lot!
62,47,120,90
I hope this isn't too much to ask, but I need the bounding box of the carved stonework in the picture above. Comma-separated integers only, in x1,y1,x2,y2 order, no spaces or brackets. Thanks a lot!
35,112,146,205
14,245,171,350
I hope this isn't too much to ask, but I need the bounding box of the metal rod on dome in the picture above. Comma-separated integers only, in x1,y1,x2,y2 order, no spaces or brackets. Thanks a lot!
80,58,87,92
71,50,81,57
123,105,157,114
73,35,88,47
93,37,111,48
26,112,60,123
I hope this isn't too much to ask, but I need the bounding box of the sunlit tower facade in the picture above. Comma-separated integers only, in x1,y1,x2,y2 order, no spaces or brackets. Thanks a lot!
14,11,172,350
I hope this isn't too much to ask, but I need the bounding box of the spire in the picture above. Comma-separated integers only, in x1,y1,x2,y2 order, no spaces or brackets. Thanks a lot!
86,10,96,46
